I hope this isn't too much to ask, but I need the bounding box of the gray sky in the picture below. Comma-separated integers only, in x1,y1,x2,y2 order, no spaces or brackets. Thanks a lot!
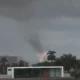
0,0,80,63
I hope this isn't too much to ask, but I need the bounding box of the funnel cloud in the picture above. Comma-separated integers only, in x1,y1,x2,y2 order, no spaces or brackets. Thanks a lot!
28,32,43,53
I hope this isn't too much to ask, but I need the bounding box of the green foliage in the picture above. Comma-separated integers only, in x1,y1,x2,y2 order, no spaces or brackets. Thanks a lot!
32,50,80,74
70,68,80,78
0,50,80,76
11,63,18,67
0,57,9,74
0,57,29,74
32,61,56,66
18,60,29,67
47,50,56,62
55,53,78,72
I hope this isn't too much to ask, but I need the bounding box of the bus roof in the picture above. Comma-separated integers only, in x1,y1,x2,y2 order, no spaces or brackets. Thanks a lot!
8,66,63,69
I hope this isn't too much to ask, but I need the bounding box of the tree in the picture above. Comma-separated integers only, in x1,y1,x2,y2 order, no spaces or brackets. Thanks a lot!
32,50,56,66
11,63,18,67
18,60,29,67
0,57,9,74
32,61,56,66
55,58,62,66
25,62,29,66
47,50,56,62
74,59,80,69
70,68,80,79
55,53,77,72
4,63,10,74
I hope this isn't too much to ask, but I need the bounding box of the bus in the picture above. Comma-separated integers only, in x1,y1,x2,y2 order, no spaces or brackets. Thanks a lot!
7,66,64,78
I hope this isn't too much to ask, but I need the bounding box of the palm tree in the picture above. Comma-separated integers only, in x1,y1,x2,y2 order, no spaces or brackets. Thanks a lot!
47,50,56,63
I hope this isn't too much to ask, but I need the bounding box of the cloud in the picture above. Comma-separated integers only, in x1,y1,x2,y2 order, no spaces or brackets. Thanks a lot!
0,0,80,21
0,0,80,63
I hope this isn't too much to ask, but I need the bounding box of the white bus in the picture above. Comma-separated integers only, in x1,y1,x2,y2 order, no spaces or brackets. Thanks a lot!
7,66,64,78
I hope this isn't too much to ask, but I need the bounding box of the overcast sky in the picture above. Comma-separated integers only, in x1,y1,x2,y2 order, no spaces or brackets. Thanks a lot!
0,0,80,63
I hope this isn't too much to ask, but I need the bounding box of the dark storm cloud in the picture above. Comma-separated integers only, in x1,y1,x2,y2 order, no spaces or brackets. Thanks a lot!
0,0,27,7
0,0,80,63
0,0,80,21
0,0,32,20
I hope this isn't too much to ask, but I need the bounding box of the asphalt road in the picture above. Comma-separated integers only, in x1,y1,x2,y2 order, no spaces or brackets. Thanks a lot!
0,77,75,80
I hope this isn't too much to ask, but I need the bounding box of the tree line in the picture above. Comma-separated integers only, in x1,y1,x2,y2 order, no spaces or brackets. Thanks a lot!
0,50,80,75
0,57,29,74
32,50,80,73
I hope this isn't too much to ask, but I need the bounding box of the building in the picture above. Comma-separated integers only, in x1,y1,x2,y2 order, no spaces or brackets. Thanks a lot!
7,66,64,78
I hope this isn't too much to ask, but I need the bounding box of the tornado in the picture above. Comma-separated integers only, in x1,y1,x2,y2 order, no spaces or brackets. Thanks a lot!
27,32,47,62
28,32,43,53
